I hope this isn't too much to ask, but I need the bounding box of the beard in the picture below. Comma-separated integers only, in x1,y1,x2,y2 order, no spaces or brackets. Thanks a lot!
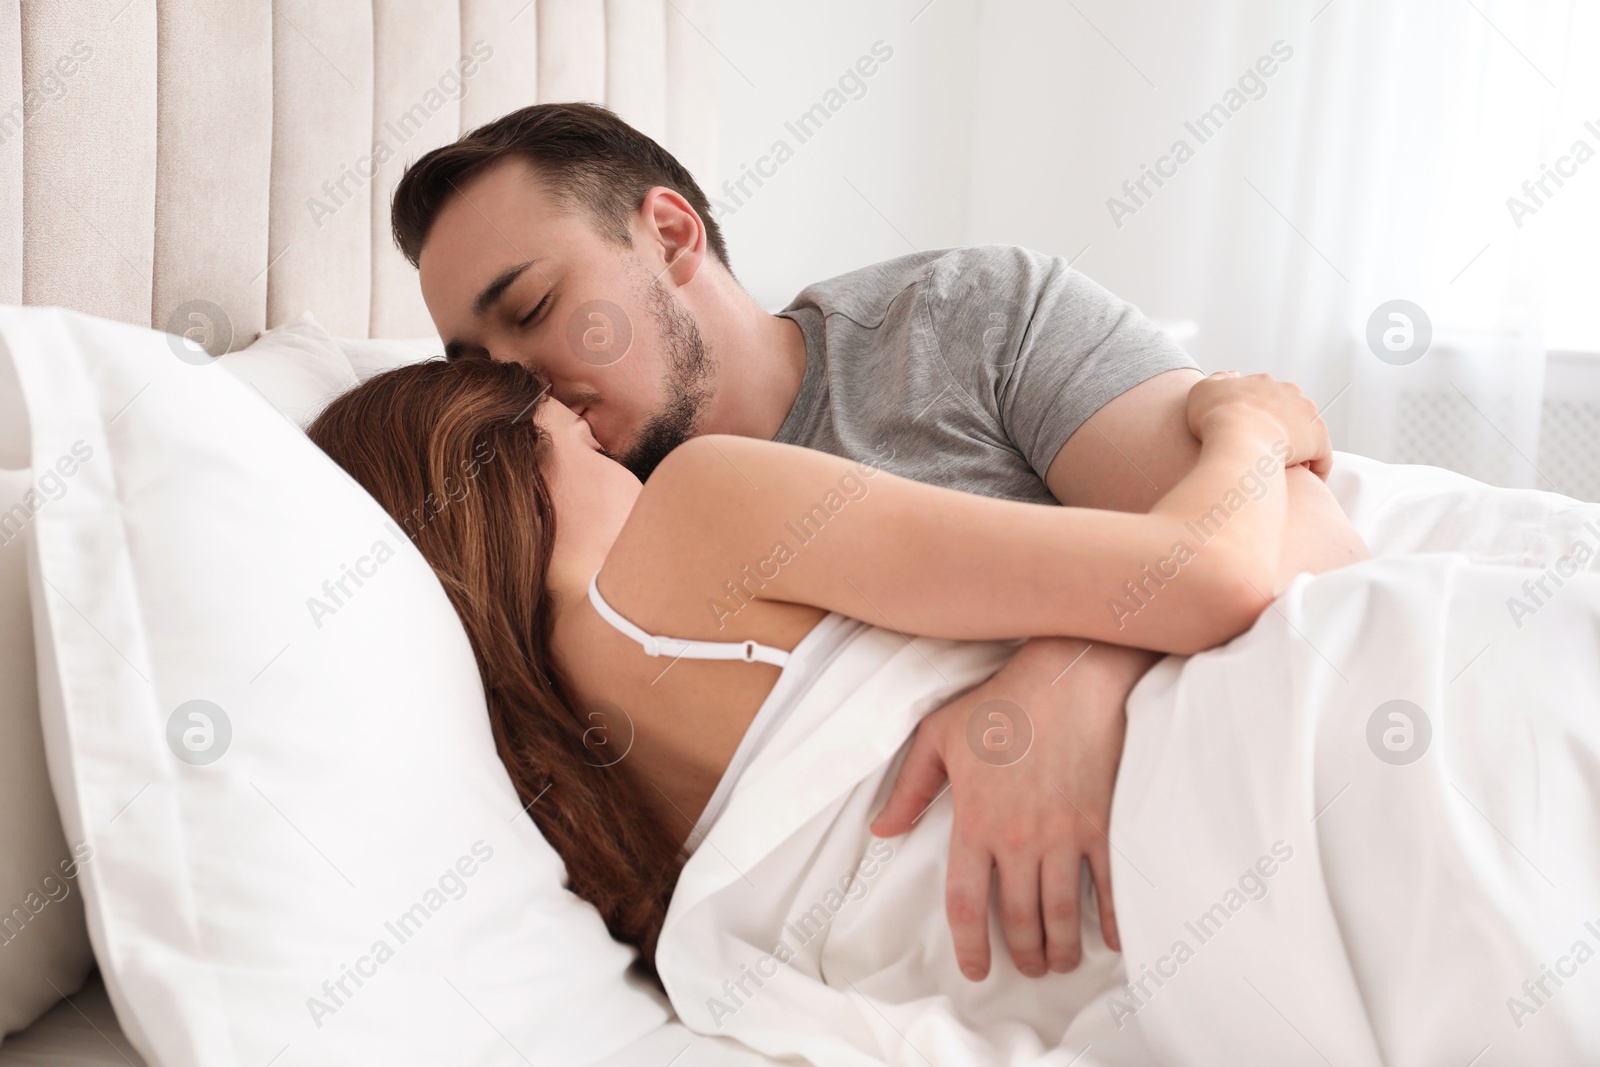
616,273,715,481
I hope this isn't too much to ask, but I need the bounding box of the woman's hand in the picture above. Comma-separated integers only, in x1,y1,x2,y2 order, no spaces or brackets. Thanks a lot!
1185,371,1331,479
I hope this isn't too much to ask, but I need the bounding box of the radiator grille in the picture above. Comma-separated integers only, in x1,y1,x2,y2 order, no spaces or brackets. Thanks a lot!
1392,390,1515,488
1389,366,1600,503
1537,398,1600,503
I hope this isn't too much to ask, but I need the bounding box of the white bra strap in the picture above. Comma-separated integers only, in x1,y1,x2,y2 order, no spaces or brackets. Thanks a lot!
588,572,791,668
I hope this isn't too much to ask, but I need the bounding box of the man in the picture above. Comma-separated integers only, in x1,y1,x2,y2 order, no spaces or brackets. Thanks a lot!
390,103,1360,983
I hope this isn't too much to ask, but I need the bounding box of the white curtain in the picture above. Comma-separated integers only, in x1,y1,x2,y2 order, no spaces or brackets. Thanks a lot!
963,0,1599,497
1202,0,1598,492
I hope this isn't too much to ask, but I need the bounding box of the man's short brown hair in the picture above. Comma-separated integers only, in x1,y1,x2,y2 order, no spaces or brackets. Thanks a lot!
391,102,731,272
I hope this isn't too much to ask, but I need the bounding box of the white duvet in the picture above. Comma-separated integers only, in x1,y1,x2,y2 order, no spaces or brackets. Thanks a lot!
654,453,1600,1066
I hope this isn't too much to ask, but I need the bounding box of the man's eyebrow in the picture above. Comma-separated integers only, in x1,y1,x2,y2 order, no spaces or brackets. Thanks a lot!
472,260,538,317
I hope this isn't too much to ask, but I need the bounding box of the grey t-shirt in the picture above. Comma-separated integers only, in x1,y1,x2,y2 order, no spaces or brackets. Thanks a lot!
773,245,1198,504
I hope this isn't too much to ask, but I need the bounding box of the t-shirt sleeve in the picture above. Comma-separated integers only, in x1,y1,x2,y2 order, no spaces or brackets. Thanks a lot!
920,245,1199,484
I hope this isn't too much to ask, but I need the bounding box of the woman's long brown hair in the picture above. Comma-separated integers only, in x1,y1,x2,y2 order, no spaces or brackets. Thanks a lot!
306,357,680,972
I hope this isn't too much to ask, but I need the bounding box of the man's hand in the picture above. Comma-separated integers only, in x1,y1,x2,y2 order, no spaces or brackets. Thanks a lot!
870,637,1157,980
1185,371,1331,479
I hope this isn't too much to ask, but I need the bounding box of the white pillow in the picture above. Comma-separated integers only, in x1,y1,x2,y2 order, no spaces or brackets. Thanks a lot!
2,306,669,1065
335,336,442,383
0,310,365,1045
216,312,358,427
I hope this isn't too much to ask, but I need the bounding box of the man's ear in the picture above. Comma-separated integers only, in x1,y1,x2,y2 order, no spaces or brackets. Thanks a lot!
639,186,707,287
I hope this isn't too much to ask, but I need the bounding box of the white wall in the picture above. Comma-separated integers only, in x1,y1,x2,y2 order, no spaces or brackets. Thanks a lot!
714,0,982,311
713,0,1301,368
964,1,1309,361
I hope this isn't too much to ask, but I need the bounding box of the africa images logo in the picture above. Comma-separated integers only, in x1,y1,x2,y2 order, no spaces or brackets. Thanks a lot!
1365,699,1430,766
166,700,232,766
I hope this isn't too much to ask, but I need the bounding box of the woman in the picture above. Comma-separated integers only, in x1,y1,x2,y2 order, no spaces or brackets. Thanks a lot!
306,357,1351,975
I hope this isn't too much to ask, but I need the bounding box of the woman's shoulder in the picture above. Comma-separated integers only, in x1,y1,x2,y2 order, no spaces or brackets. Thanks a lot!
646,434,842,486
628,435,876,542
597,434,837,649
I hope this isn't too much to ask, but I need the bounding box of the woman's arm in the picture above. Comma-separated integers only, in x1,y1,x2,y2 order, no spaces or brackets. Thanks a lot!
605,375,1324,655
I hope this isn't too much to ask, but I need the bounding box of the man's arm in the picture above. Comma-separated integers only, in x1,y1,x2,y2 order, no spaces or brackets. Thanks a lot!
1048,368,1367,576
872,368,1364,982
870,635,1151,978
1046,368,1205,508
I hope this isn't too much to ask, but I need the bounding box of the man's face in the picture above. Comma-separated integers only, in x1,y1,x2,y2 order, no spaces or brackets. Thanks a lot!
418,158,712,478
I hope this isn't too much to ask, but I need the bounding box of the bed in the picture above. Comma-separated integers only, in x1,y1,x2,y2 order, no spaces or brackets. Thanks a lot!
6,4,1600,1066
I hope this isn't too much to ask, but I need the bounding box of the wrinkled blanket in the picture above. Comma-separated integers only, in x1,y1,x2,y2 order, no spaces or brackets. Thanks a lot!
656,454,1600,1066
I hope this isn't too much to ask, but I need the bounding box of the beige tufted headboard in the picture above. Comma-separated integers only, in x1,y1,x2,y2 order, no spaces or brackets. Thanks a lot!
0,0,718,352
